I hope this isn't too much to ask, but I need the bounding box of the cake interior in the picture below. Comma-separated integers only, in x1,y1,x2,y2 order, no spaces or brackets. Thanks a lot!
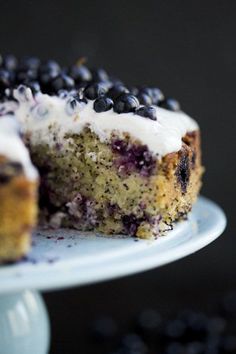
28,128,202,238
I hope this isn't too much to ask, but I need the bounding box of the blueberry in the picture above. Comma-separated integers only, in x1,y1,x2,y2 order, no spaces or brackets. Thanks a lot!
128,86,139,96
40,60,61,74
69,65,92,82
136,106,157,120
185,341,205,354
160,98,181,111
135,309,162,339
108,85,129,100
16,69,38,83
2,54,18,71
220,335,236,352
222,291,236,317
137,92,152,106
166,342,185,354
91,68,109,82
84,82,107,100
0,69,11,89
50,74,75,93
164,319,187,340
94,96,113,112
140,87,164,105
20,57,41,70
40,70,58,87
150,87,164,105
90,316,118,342
207,317,226,335
121,333,148,353
113,93,139,113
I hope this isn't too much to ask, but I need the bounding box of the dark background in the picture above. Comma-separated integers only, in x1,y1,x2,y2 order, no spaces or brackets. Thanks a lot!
1,0,235,353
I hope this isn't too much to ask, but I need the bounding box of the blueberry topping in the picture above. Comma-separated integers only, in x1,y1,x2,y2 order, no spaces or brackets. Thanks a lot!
69,65,92,82
150,87,164,105
0,55,183,116
113,93,139,113
128,86,139,96
84,82,107,100
137,92,152,106
136,106,157,120
40,60,61,74
2,55,18,71
0,69,11,90
107,84,129,100
39,70,58,87
140,87,164,105
50,74,75,93
91,68,109,82
20,57,41,71
160,98,181,111
16,68,38,83
94,96,113,112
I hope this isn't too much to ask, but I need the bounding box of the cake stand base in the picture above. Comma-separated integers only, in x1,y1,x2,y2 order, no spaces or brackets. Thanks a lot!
0,290,50,354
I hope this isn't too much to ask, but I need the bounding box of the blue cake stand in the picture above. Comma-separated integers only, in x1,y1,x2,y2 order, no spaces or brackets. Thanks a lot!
0,196,226,354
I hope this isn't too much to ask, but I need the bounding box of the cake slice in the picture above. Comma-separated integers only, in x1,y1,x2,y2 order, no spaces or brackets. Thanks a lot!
0,115,38,261
11,83,202,239
0,56,203,252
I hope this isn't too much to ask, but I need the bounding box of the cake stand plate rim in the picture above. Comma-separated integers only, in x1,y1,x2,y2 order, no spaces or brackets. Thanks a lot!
0,196,227,294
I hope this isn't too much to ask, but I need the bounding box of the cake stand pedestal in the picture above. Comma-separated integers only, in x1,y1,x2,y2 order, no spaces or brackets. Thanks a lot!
0,196,226,354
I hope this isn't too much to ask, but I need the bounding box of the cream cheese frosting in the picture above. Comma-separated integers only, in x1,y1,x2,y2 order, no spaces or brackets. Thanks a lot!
13,87,198,157
0,86,198,174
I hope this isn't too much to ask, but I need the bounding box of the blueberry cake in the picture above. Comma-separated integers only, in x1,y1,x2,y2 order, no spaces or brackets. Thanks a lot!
0,55,203,261
0,115,38,261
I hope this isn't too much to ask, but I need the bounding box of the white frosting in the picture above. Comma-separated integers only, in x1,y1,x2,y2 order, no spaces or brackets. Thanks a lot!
9,88,198,158
0,116,37,180
0,87,198,177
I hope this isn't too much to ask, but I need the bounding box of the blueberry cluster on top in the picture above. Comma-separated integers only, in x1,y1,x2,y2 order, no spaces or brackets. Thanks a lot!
0,54,181,120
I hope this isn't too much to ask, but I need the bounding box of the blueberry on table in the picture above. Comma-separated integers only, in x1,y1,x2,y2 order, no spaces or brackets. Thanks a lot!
120,333,148,353
94,96,114,112
160,98,181,111
135,309,162,339
113,93,139,113
136,106,157,120
90,316,118,342
164,319,187,340
84,82,107,100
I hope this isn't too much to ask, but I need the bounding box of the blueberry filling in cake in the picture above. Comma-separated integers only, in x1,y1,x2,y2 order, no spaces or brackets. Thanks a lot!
0,55,203,261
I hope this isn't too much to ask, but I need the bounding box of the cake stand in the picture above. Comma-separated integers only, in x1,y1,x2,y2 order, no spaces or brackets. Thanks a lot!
0,196,226,354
